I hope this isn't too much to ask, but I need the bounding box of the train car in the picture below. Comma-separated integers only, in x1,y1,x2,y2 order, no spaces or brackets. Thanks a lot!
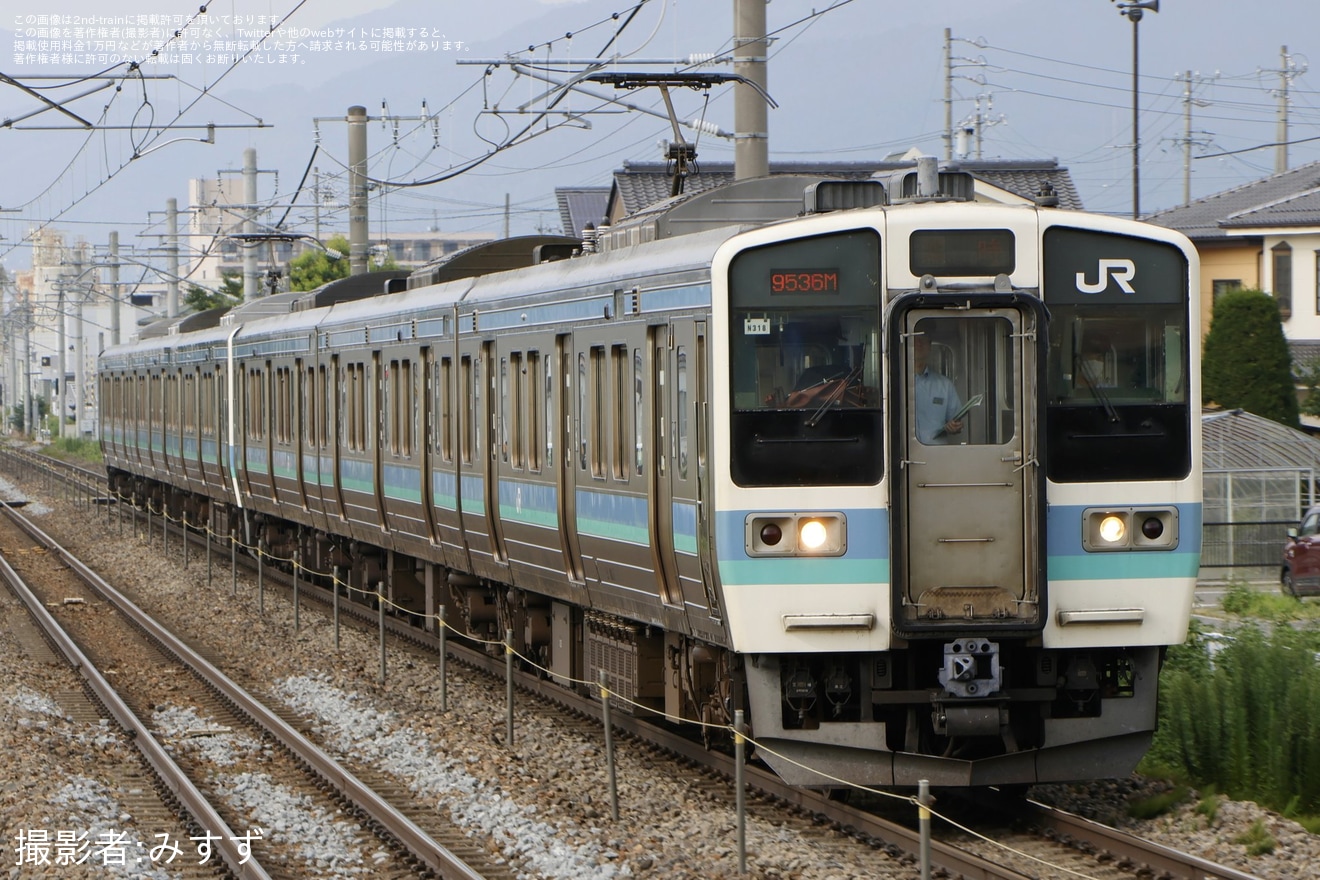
99,160,1200,788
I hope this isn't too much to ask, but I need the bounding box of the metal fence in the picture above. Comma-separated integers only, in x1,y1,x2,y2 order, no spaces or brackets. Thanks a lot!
1201,467,1316,568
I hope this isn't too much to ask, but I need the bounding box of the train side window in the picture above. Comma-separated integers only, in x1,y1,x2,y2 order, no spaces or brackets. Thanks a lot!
546,352,556,469
527,351,541,472
510,352,525,469
590,346,605,479
318,364,329,449
578,352,588,472
612,344,628,480
404,359,415,458
440,357,453,463
472,355,482,461
359,362,368,452
183,373,194,436
500,356,511,464
677,346,689,480
343,364,353,450
279,366,292,444
460,355,473,464
633,348,644,476
303,365,314,447
387,359,399,456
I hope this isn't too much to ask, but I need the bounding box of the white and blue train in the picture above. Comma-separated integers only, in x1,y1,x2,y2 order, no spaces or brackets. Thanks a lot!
99,161,1201,787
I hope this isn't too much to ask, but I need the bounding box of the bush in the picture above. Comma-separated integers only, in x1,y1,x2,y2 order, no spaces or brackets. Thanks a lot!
1149,624,1320,816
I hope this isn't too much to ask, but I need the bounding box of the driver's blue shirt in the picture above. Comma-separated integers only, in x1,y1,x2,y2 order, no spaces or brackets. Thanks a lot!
914,368,962,444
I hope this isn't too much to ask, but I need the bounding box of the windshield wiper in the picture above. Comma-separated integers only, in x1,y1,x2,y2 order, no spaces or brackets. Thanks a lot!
1078,358,1120,423
806,363,865,427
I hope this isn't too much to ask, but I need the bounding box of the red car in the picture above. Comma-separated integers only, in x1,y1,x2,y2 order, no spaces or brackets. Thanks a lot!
1282,506,1320,597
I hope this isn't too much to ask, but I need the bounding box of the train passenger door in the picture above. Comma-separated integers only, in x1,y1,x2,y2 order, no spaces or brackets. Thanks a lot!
555,333,585,582
484,341,508,562
295,358,311,511
893,306,1042,633
651,320,707,610
372,351,388,528
328,354,346,521
418,346,437,542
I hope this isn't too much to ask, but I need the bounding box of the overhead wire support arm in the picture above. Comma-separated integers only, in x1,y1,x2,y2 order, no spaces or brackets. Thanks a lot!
584,71,777,196
0,71,96,128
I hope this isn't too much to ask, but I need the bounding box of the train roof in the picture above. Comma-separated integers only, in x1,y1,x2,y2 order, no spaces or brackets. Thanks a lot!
405,235,582,290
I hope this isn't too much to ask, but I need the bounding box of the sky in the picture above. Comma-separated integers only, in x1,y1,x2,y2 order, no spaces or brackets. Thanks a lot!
2,0,1319,279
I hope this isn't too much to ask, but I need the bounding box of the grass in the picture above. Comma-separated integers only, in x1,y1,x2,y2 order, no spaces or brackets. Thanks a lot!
1218,580,1320,621
1234,819,1277,856
1126,785,1190,820
1195,788,1221,823
41,435,104,465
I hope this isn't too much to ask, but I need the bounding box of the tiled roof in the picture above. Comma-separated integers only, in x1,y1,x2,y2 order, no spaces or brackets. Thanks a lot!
1289,340,1320,369
555,187,610,237
1145,160,1320,239
609,159,1083,219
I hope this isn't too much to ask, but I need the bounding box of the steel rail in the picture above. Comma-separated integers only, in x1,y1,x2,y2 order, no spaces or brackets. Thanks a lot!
1,501,487,880
1023,800,1264,880
0,510,273,880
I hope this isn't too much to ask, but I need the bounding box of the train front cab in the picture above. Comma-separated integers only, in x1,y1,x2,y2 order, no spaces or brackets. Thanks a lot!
711,203,1200,788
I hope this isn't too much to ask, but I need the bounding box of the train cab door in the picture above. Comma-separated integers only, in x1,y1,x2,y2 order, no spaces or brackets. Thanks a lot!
892,305,1043,634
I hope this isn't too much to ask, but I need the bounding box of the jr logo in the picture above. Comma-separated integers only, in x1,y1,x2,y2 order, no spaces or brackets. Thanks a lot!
1076,258,1136,294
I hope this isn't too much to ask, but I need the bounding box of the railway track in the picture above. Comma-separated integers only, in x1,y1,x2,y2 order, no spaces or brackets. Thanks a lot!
1,447,1271,880
0,494,499,880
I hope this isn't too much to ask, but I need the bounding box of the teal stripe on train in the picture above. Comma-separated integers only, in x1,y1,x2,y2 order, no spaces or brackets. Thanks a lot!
499,479,558,528
383,462,422,503
432,470,458,512
576,488,648,545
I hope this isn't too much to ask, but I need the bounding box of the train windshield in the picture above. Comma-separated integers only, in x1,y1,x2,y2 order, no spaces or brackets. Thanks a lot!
726,229,882,487
1042,227,1191,481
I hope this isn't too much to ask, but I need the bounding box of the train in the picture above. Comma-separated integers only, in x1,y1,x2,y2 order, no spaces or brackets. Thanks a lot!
98,158,1201,788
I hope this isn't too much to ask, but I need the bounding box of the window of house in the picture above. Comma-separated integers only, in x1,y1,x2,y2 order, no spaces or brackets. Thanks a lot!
1272,242,1293,315
1211,279,1241,304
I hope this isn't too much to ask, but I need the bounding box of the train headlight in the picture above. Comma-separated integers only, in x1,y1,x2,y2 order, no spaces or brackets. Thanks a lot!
746,512,847,557
1083,507,1179,552
1098,515,1126,544
799,520,828,550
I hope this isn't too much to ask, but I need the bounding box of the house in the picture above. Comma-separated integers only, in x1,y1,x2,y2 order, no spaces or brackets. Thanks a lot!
555,186,610,238
1145,161,1320,346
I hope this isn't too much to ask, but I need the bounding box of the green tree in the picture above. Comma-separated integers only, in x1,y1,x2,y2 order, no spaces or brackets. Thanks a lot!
184,271,242,312
289,235,351,291
1202,287,1299,428
288,236,399,291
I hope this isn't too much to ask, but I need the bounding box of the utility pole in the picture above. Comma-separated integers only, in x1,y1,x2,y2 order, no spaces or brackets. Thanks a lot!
57,259,70,439
313,167,322,242
108,231,121,346
348,105,369,276
1273,46,1305,173
166,197,180,317
243,148,260,298
732,0,768,179
943,28,953,162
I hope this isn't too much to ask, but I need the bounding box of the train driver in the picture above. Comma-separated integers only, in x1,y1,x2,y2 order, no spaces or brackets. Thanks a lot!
912,333,963,444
